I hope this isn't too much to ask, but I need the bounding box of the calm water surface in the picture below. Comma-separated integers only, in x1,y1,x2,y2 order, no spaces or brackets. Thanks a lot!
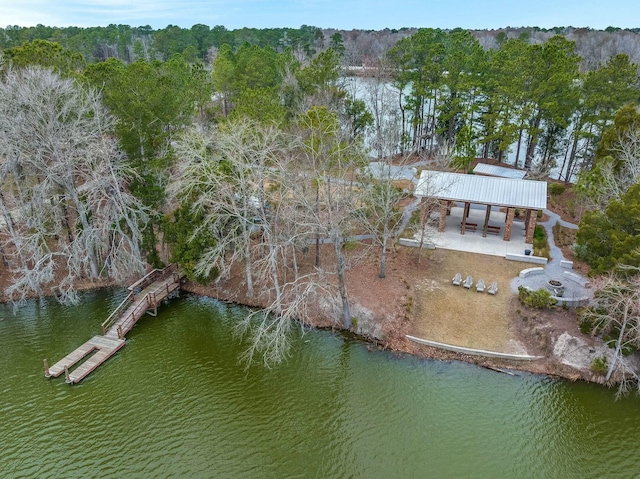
1,290,639,478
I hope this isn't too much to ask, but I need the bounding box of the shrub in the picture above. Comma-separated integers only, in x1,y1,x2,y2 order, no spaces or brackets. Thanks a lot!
548,183,566,196
579,316,595,335
533,225,546,240
518,286,557,309
343,240,358,251
533,237,546,249
591,356,608,375
532,226,549,257
603,327,638,356
534,246,550,259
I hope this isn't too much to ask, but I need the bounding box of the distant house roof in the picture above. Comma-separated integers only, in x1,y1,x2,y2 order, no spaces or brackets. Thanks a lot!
415,170,547,210
473,163,527,179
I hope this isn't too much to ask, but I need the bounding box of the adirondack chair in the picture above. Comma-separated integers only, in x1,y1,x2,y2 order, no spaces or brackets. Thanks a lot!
476,279,485,292
452,272,462,286
463,275,473,289
488,281,498,295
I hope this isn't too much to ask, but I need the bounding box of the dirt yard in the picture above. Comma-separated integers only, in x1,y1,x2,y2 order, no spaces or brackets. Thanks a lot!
411,250,525,353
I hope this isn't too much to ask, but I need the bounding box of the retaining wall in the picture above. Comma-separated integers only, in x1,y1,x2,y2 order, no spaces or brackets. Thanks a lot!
406,335,544,361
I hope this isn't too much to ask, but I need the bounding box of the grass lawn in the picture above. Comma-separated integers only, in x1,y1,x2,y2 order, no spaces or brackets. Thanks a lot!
411,249,525,353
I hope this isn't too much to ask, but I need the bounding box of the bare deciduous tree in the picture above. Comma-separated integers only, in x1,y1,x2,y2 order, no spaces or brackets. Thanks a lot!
591,128,640,210
579,269,640,396
173,119,325,366
0,67,147,305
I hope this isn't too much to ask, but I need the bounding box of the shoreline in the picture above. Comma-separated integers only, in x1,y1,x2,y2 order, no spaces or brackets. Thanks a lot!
178,281,602,386
0,274,603,386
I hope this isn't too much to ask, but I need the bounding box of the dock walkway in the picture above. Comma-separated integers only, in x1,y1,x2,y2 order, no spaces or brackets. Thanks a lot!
45,265,183,384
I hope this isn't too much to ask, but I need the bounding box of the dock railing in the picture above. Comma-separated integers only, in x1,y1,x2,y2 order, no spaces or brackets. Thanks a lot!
127,268,161,294
101,292,134,335
147,275,181,306
102,264,182,336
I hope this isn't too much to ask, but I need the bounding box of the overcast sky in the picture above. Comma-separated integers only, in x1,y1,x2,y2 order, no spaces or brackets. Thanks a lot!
1,0,638,31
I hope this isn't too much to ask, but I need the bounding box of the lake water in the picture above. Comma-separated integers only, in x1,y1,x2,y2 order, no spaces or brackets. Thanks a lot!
1,289,638,478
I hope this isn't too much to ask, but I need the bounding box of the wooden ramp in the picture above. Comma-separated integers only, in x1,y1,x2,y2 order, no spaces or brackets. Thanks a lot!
45,265,183,384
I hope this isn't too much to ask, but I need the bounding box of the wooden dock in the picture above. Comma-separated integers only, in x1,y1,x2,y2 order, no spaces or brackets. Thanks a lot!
45,264,183,384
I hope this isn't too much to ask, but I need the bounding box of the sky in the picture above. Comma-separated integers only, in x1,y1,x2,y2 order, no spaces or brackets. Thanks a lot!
1,0,638,31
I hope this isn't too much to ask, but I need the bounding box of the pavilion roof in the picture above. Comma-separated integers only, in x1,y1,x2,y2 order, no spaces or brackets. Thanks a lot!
472,163,527,179
415,170,547,210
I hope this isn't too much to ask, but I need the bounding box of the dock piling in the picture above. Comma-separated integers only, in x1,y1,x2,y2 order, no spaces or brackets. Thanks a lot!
44,359,50,377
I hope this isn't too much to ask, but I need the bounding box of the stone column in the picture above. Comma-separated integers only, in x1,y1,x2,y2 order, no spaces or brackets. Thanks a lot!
460,202,470,234
525,209,537,243
503,207,515,241
482,204,491,237
438,200,448,232
524,209,532,233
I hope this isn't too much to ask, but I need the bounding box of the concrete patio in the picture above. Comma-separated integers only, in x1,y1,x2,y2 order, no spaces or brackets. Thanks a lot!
418,203,532,257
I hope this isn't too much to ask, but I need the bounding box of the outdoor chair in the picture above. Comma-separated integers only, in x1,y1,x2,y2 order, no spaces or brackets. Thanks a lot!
476,279,485,292
463,275,473,289
452,272,462,286
488,281,498,295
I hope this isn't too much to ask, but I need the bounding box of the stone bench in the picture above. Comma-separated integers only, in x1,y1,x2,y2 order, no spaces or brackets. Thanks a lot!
518,267,545,278
556,296,591,308
560,260,573,269
519,285,590,308
398,238,436,249
563,270,591,288
506,253,548,265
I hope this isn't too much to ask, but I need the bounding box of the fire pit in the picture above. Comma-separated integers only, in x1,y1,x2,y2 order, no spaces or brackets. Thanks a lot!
547,279,564,297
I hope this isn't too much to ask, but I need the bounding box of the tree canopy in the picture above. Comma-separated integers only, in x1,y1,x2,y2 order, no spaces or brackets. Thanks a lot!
575,182,640,274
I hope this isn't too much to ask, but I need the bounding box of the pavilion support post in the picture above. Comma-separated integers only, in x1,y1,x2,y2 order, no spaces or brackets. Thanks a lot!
482,204,491,237
438,201,448,232
460,202,470,234
504,207,515,241
525,209,537,243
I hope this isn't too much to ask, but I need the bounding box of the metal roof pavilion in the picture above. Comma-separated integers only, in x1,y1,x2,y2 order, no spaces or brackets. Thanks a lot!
472,163,527,179
415,170,547,210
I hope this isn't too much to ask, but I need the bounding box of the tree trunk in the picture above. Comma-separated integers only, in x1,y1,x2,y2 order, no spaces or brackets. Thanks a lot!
606,307,629,382
564,130,580,185
268,243,283,317
244,241,254,297
447,91,458,145
515,127,524,168
524,114,542,170
69,187,99,278
398,89,406,154
315,185,320,267
379,234,388,279
334,238,351,329
429,92,437,153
